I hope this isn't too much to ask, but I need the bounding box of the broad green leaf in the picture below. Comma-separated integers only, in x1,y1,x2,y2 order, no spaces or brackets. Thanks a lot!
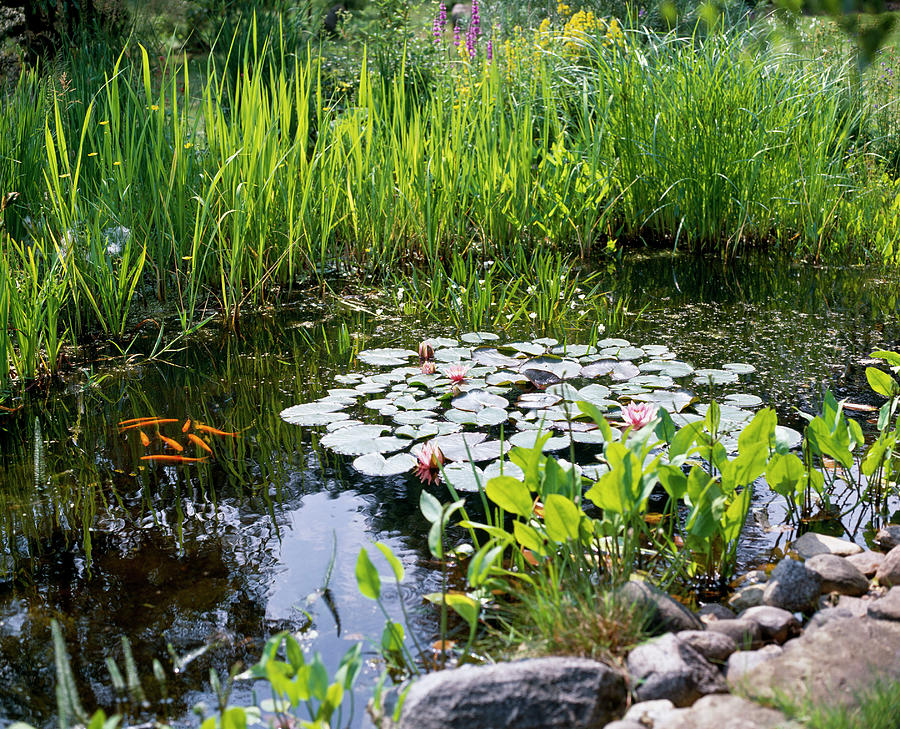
722,487,751,543
543,494,583,543
765,452,805,498
485,476,533,517
513,521,547,555
738,408,776,454
872,350,900,367
866,366,899,398
375,542,405,583
381,621,405,652
658,463,688,501
355,548,381,600
670,420,704,460
419,490,442,524
444,593,480,632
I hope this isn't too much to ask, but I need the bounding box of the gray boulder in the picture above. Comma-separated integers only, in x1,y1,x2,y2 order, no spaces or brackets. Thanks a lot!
380,657,626,729
741,617,900,709
620,699,677,727
845,550,885,577
874,524,900,551
698,603,736,622
875,544,900,587
791,532,862,559
868,586,900,621
705,618,762,648
728,584,765,612
675,630,737,664
804,553,869,596
739,606,801,644
652,693,799,729
626,633,727,706
618,580,703,634
762,558,821,612
725,644,783,686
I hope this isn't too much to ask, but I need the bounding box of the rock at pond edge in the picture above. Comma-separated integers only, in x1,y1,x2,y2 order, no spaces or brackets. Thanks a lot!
377,656,626,729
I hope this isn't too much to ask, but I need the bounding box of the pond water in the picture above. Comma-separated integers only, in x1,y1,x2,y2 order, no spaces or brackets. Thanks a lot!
0,253,898,728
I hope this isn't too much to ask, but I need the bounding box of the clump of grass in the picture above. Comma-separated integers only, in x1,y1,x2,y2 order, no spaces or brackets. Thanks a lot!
499,583,648,665
772,677,900,729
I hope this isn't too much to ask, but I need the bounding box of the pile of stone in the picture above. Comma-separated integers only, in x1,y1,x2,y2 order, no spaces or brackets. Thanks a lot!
375,525,900,729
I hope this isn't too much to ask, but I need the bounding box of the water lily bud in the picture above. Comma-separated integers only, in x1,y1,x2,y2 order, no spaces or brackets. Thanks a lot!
419,341,435,361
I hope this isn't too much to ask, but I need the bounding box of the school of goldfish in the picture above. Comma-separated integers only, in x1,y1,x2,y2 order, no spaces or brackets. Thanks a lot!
118,416,241,464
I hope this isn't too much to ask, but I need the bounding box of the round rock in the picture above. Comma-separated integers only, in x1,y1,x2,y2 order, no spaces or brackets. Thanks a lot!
705,618,762,649
762,558,821,612
791,532,863,559
868,586,900,621
676,630,738,664
874,524,900,552
844,550,885,577
875,544,900,588
804,553,869,597
739,606,801,644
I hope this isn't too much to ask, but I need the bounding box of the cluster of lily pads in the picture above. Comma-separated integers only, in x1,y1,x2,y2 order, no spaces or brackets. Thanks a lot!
280,333,801,491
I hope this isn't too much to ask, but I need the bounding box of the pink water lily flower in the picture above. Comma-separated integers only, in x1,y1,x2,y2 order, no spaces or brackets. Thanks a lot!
445,364,470,384
420,360,436,375
414,442,444,484
621,402,658,429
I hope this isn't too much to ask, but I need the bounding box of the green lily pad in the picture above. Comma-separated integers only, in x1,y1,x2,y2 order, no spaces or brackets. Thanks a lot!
424,337,458,348
472,348,521,368
358,348,418,366
352,452,417,476
335,373,364,384
395,422,462,440
724,393,764,408
518,392,562,409
598,338,630,348
441,462,485,492
320,425,410,456
617,347,645,361
509,342,546,356
723,363,756,375
486,371,529,386
393,411,437,425
434,347,473,363
694,369,739,385
508,430,571,452
533,337,559,347
775,426,802,450
551,343,596,357
451,389,509,412
483,460,525,481
461,332,501,344
281,402,349,427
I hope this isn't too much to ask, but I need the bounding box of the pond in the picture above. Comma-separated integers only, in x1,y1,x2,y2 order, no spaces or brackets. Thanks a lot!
0,253,898,728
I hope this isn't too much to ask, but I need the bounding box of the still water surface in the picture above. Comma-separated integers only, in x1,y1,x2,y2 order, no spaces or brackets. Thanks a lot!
0,253,897,727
